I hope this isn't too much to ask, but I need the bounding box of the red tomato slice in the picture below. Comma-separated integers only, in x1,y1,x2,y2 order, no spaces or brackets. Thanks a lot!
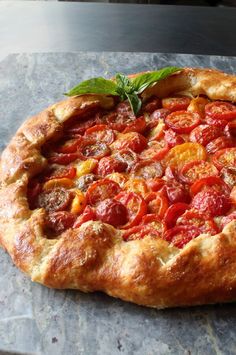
55,137,82,154
122,116,146,134
111,132,147,153
96,198,128,227
46,211,77,235
114,149,139,172
205,101,236,121
141,214,166,234
164,202,189,229
96,156,126,177
105,101,135,131
73,206,96,228
86,179,121,206
163,225,201,248
44,166,76,181
123,225,160,241
164,128,185,148
146,178,165,192
48,152,79,165
224,121,236,138
189,124,222,146
79,139,110,159
220,167,236,187
146,108,170,129
140,145,169,161
115,192,147,229
142,97,161,114
205,115,228,128
65,116,98,136
146,192,169,218
206,136,234,154
221,211,236,229
191,189,231,217
212,148,236,170
164,110,201,134
84,124,115,144
132,160,163,179
190,176,230,196
176,210,219,235
161,180,190,204
162,97,191,112
179,160,219,184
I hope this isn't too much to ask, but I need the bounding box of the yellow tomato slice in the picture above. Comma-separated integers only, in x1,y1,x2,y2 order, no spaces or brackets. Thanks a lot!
124,178,149,198
165,142,207,169
106,173,128,187
187,97,209,118
43,178,74,190
76,159,97,178
70,189,86,214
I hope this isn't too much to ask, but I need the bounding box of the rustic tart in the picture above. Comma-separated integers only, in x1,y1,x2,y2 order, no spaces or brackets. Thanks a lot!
1,67,236,309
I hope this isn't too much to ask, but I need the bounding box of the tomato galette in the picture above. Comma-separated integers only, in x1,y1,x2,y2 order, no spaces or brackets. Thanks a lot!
1,68,236,308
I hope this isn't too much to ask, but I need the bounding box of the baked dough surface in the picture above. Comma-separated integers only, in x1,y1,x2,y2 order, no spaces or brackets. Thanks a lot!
1,68,236,308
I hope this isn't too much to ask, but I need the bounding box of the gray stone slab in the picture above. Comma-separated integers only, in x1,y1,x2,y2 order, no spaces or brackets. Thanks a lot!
0,52,236,355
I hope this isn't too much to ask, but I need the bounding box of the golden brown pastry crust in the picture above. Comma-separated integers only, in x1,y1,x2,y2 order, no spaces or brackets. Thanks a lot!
1,68,236,308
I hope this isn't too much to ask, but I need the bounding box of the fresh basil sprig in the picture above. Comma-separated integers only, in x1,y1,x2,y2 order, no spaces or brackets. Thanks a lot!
65,67,181,115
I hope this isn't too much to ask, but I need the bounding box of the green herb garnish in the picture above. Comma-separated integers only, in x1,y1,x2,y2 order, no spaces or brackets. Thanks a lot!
65,67,181,115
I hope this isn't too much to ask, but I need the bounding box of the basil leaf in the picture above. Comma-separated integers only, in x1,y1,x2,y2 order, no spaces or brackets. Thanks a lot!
65,77,119,97
126,92,142,116
115,73,132,89
131,67,181,94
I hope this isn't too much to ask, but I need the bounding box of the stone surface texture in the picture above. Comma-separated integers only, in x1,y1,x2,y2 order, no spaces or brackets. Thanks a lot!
0,52,236,355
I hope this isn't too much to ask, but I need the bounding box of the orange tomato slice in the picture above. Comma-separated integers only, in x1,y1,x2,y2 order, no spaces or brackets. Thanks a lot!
165,142,207,169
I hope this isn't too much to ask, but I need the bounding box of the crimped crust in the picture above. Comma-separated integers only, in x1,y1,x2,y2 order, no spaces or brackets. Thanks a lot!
1,68,236,308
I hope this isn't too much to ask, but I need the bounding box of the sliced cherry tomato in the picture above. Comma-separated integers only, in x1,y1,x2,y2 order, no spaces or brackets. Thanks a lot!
164,110,201,134
147,119,166,141
205,115,228,128
146,178,165,192
165,142,207,169
124,178,148,198
161,180,190,204
106,173,127,187
164,202,189,229
111,132,147,153
141,214,166,234
224,121,236,138
221,211,236,229
73,206,96,228
86,179,120,206
105,101,135,131
115,192,147,229
205,101,236,121
37,187,72,212
176,210,219,235
84,124,115,144
146,108,170,129
163,225,201,249
146,192,169,218
96,198,127,227
79,139,110,159
189,124,222,146
206,136,234,154
142,97,161,114
179,160,219,184
48,152,79,165
132,160,163,179
122,116,146,134
221,167,236,187
55,137,82,154
44,166,76,181
45,211,77,235
123,225,160,241
213,148,236,170
191,189,231,217
65,116,98,136
96,156,126,177
76,174,98,192
164,128,185,148
187,97,209,118
140,145,169,161
114,149,139,172
190,176,230,196
164,166,179,181
162,97,191,112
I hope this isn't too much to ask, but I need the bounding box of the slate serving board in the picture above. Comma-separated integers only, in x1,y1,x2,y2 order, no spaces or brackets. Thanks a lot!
0,52,236,355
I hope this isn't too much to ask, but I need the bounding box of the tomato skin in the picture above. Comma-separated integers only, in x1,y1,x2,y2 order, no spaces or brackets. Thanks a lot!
163,225,201,248
162,97,191,112
164,202,189,229
205,101,236,121
176,210,219,235
164,110,201,134
146,192,169,218
73,206,96,228
141,214,166,233
46,211,77,235
86,179,121,206
221,211,236,229
48,152,79,165
132,160,163,179
45,166,76,181
164,128,185,148
190,176,230,196
146,178,165,192
142,97,161,114
96,156,126,177
206,136,234,154
179,160,219,185
111,132,147,153
115,192,147,229
205,116,228,128
123,225,160,241
122,116,146,134
161,180,190,204
191,189,231,217
96,198,127,227
55,137,82,154
189,124,222,146
146,108,170,129
84,124,115,144
212,148,236,170
224,121,236,138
